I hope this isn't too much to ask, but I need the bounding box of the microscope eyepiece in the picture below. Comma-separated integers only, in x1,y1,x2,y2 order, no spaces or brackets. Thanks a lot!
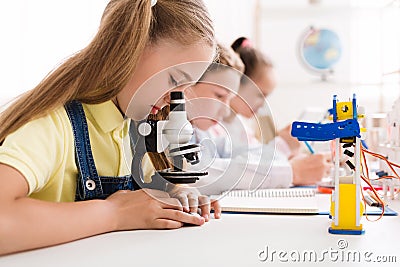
170,91,184,100
170,91,185,112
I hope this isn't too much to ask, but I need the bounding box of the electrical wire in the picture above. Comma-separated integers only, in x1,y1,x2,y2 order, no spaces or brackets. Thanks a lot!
361,174,385,220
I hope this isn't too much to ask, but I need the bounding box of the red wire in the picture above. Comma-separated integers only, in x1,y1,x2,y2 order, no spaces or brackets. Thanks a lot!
361,145,369,179
361,174,385,220
361,148,400,179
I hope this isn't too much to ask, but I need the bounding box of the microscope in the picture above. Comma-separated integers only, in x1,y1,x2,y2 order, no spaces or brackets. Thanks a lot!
131,91,207,189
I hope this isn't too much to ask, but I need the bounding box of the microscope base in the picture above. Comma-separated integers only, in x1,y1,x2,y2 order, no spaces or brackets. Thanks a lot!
156,170,208,184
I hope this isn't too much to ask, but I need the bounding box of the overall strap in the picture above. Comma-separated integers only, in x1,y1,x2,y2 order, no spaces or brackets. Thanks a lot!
65,100,104,199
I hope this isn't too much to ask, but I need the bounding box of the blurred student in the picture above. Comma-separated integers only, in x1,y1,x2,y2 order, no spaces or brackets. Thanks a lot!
187,44,296,194
228,37,332,186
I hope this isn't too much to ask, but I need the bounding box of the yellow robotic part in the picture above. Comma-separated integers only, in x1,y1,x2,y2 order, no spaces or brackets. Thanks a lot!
329,183,365,234
336,101,353,120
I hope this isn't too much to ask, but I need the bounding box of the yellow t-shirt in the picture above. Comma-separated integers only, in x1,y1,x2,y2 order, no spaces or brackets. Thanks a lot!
0,101,132,202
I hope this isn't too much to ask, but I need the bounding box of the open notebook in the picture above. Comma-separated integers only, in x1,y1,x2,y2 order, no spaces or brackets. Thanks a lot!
213,188,319,214
212,188,398,216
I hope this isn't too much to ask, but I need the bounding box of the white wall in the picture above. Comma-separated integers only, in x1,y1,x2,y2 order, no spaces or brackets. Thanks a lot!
203,0,258,47
0,0,108,105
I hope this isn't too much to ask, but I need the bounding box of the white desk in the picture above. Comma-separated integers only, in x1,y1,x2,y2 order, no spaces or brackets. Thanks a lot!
1,200,399,267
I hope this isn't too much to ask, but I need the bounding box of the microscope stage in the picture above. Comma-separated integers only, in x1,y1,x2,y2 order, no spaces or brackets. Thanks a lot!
156,170,208,184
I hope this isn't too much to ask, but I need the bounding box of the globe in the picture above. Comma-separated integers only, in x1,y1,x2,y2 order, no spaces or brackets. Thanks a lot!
298,26,342,80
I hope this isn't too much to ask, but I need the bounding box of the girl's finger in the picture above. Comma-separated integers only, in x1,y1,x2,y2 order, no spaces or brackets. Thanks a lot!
211,199,222,219
188,193,198,213
176,193,189,212
161,209,205,226
198,195,210,221
154,218,184,229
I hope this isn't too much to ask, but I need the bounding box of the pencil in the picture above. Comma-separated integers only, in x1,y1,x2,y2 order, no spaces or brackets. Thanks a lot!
304,141,315,154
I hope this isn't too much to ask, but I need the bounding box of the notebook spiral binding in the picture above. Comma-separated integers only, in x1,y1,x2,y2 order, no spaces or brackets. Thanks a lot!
224,188,316,198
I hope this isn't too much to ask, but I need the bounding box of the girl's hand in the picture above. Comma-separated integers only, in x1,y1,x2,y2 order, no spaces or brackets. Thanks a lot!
167,185,221,222
105,189,207,231
290,153,332,186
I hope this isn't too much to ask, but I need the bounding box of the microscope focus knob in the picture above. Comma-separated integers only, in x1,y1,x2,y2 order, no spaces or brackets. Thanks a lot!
138,122,152,137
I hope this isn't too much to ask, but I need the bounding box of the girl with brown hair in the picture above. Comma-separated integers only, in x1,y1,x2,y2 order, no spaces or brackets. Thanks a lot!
228,37,332,186
0,0,220,255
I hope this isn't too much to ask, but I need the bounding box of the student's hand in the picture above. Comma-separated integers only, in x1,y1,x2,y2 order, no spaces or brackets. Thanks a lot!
105,189,206,231
289,153,332,186
277,124,301,158
167,185,221,222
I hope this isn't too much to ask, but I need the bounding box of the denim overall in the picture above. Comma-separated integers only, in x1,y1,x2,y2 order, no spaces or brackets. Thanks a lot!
65,100,137,201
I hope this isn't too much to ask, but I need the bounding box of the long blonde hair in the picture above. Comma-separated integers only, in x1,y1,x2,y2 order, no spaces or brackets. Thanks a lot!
0,0,214,143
